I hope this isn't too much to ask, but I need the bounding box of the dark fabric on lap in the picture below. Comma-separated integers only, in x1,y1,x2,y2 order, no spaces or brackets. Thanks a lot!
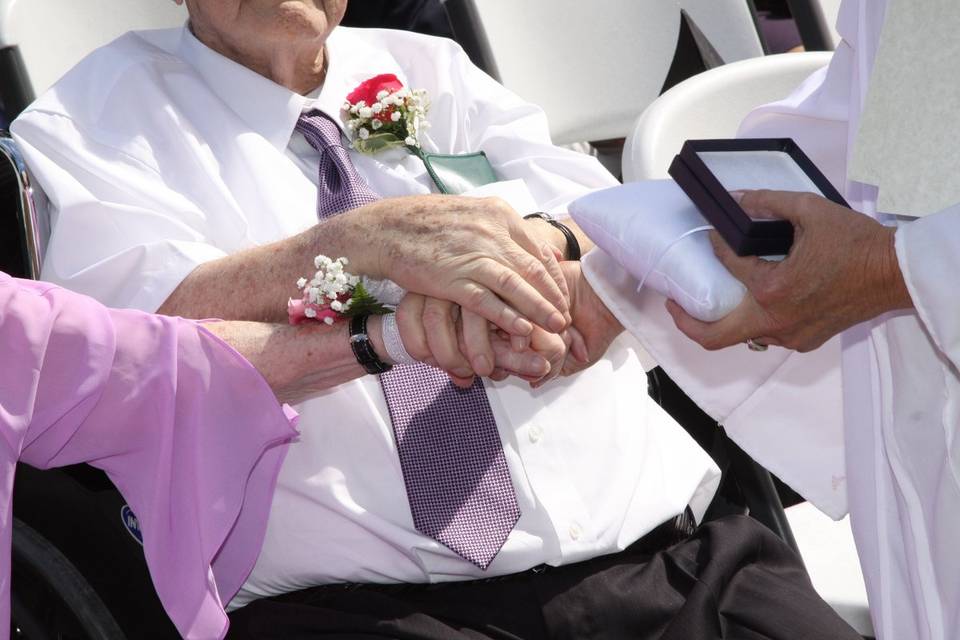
227,516,860,640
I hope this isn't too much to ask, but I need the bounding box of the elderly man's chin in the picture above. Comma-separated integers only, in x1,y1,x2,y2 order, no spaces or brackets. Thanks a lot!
187,0,347,43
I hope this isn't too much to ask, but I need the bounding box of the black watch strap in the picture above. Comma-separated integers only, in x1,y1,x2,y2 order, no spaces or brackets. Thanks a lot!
522,212,581,261
349,315,393,375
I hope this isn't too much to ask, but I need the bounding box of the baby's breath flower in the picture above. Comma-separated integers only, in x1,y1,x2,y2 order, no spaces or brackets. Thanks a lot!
390,111,402,122
372,103,383,114
358,106,373,119
304,307,318,319
405,136,417,146
358,128,370,140
296,277,307,289
371,119,383,130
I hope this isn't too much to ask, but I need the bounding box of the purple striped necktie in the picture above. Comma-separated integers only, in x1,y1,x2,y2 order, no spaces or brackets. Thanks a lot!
296,110,520,569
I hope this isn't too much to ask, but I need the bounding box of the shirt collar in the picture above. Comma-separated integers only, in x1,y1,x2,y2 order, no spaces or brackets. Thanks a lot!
178,25,306,151
177,26,407,151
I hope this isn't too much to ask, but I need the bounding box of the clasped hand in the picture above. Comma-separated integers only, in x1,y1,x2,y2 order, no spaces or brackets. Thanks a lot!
395,260,623,388
329,194,572,338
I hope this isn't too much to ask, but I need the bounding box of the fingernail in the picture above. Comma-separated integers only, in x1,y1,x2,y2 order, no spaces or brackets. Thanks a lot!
454,367,474,379
574,342,589,363
474,355,491,375
729,190,745,204
513,317,534,335
532,357,550,376
548,311,566,332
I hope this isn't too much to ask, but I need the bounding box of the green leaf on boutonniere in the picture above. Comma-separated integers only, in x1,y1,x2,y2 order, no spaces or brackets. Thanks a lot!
341,281,394,317
353,132,407,155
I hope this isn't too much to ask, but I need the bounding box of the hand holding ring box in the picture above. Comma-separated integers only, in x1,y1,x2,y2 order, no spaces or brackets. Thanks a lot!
669,138,850,256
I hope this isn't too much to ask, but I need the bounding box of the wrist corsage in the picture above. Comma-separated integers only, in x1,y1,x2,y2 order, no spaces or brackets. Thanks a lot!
288,255,393,326
342,73,429,156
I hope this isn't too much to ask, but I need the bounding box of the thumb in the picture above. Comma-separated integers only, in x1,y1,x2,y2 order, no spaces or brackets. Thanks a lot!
736,189,813,225
708,230,776,290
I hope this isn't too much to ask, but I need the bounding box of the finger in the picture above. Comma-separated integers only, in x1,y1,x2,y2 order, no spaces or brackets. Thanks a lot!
708,231,776,289
566,325,589,364
422,298,473,377
489,367,509,382
451,281,535,337
508,222,570,308
527,327,567,385
396,294,430,361
665,298,767,351
511,334,530,353
737,189,823,225
459,309,495,377
539,243,571,322
491,336,551,379
448,373,476,389
494,244,570,331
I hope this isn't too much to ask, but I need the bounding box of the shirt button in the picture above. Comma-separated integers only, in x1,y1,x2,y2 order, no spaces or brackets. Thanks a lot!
568,522,583,541
528,424,544,443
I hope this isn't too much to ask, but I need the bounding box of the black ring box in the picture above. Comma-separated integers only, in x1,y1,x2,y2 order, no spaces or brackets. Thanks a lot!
668,138,850,256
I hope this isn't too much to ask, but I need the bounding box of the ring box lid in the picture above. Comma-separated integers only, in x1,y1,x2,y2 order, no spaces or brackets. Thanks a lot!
668,138,849,256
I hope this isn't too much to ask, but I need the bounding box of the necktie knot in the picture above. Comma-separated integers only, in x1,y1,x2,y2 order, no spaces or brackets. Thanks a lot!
297,110,346,152
297,109,379,219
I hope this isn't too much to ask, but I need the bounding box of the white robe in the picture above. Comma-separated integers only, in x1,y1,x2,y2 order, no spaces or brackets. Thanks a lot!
584,1,960,638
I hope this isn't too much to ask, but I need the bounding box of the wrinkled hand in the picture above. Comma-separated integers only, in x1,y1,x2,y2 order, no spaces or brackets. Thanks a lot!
391,258,624,387
395,293,558,388
327,195,570,337
556,260,623,376
666,190,913,353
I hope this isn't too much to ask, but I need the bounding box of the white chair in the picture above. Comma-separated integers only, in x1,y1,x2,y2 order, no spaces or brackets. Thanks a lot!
624,51,833,181
447,0,684,146
679,0,765,63
0,0,187,96
818,0,843,47
622,51,874,638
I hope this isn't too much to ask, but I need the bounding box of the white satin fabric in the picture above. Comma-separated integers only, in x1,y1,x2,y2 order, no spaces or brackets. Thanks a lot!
586,1,960,637
570,180,745,322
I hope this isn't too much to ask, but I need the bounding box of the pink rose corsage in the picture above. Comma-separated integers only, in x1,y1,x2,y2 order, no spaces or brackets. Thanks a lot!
288,255,392,325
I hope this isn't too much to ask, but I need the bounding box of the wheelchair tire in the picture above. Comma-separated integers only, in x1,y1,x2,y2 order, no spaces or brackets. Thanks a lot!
11,517,126,640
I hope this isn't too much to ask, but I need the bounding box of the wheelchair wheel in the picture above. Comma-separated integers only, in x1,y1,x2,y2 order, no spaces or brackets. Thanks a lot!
11,517,126,640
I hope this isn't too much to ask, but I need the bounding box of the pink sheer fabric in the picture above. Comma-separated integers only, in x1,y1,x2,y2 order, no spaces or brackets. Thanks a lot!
0,272,298,639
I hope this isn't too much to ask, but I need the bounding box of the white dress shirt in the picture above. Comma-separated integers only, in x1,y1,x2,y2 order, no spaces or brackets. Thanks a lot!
12,26,720,608
584,1,960,637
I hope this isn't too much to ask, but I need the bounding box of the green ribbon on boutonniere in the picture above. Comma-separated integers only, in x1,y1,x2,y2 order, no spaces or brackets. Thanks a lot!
342,74,499,195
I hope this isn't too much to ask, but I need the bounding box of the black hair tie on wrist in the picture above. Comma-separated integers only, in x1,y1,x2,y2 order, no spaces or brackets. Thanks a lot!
523,212,581,261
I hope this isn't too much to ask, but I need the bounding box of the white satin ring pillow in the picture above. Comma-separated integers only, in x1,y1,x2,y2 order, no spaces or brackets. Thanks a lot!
570,180,745,322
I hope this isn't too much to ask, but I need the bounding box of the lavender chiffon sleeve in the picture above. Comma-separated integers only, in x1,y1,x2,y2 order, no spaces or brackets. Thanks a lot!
0,272,298,639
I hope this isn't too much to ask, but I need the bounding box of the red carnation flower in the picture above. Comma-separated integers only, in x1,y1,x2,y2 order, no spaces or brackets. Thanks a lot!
346,73,404,106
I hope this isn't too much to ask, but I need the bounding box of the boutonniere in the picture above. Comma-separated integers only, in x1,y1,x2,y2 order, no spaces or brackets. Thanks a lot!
342,73,430,156
288,255,393,326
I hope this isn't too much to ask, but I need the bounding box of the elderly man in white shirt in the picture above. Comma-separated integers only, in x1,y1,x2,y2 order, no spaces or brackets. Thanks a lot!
11,1,861,638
